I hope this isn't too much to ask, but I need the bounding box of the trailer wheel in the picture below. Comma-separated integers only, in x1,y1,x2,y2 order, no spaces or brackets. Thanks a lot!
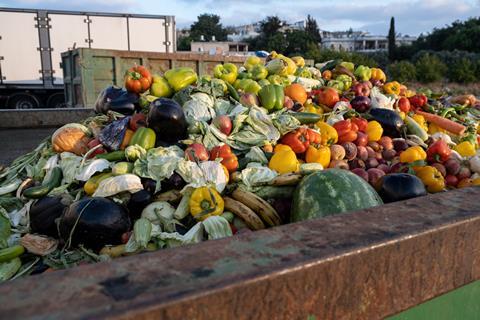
46,93,66,108
7,93,40,109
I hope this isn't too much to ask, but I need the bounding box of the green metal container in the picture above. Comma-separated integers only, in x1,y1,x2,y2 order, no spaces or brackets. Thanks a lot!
61,48,249,108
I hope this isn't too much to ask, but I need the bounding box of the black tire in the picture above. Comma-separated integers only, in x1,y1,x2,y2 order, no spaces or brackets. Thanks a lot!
7,93,40,109
46,93,66,108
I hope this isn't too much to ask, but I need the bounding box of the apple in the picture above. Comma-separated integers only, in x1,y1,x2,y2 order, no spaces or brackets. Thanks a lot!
315,87,339,108
283,96,294,110
355,132,369,147
350,96,371,113
213,115,233,136
396,97,411,113
351,82,370,97
239,93,258,108
185,143,209,162
362,81,373,89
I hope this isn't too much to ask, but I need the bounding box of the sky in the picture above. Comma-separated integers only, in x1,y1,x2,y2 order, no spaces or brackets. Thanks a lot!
0,0,479,36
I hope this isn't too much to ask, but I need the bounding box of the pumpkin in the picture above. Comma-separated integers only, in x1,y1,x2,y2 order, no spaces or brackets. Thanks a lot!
51,124,90,155
284,83,307,105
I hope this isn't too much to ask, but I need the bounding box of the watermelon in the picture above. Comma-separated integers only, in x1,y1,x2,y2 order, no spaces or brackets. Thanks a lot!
291,169,383,222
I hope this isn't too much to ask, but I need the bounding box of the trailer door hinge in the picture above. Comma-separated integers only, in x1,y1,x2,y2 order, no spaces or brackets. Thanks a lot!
163,41,171,46
37,47,53,52
85,39,93,44
84,19,92,24
163,22,170,27
0,56,3,61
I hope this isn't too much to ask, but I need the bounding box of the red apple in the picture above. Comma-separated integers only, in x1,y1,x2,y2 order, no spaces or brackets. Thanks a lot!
351,82,370,97
239,93,258,107
316,87,339,108
213,115,233,136
355,132,369,147
185,143,209,162
396,97,411,113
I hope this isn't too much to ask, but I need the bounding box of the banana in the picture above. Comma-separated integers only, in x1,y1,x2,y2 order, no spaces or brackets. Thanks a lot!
269,173,303,186
232,188,281,227
223,197,265,231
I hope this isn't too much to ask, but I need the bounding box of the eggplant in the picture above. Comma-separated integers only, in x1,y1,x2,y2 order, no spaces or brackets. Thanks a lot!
59,197,131,251
127,190,152,220
161,173,186,192
30,196,70,238
369,108,404,138
94,86,137,115
148,98,188,145
377,173,427,203
141,178,157,195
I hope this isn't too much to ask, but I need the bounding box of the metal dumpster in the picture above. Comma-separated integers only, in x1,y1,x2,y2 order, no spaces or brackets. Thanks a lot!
61,48,250,108
1,187,480,319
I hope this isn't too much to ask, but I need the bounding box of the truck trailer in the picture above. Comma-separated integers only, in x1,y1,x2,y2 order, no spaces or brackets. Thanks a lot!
0,7,175,109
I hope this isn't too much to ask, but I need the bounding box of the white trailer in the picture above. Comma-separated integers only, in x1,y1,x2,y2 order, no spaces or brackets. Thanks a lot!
0,8,176,109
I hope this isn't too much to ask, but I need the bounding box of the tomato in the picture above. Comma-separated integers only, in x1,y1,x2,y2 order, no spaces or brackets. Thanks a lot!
124,65,152,93
351,123,359,132
129,113,147,131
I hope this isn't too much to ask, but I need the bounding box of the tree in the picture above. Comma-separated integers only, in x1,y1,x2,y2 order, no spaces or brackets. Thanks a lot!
388,16,396,61
305,15,321,43
285,30,316,56
260,16,283,35
189,13,227,42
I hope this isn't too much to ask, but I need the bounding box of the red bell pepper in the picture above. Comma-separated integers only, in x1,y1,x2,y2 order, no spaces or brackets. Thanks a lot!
409,94,428,110
281,127,310,153
351,117,368,133
427,139,451,163
307,128,321,145
210,144,238,173
334,119,358,143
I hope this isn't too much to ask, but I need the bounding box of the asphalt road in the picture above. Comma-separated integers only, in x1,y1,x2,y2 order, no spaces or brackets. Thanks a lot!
0,128,57,167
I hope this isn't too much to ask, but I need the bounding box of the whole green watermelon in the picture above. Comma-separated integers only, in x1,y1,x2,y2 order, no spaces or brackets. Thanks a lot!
291,169,383,222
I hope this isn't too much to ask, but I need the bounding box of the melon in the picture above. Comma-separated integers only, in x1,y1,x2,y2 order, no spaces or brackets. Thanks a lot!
291,169,383,222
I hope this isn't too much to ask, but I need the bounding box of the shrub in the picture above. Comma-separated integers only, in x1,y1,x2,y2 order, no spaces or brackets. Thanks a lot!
387,61,417,83
414,53,447,83
448,58,477,83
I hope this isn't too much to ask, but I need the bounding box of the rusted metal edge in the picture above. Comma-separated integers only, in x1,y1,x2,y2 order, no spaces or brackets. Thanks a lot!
1,187,480,320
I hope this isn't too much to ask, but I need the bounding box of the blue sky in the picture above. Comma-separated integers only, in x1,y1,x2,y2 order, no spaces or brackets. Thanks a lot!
1,0,479,36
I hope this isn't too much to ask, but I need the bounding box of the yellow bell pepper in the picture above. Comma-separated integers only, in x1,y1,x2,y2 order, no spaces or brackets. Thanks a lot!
221,165,230,184
383,81,401,95
412,114,428,132
399,112,406,120
305,145,331,168
268,149,300,174
399,146,427,163
428,123,446,134
370,68,386,82
405,90,416,98
414,166,445,193
455,141,476,157
189,187,224,221
366,121,383,142
291,56,305,68
316,121,338,146
274,144,293,153
304,102,324,116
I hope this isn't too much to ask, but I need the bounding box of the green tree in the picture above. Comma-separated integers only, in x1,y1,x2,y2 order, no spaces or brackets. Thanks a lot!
387,61,417,83
449,58,477,83
415,53,447,83
260,16,283,35
305,15,321,43
285,30,316,56
189,13,227,41
388,17,396,61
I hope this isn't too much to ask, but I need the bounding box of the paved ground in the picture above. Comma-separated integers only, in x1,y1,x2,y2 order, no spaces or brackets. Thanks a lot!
0,128,57,166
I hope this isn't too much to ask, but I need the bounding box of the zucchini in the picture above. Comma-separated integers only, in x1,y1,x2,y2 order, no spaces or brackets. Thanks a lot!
0,257,21,281
112,162,134,175
405,115,428,141
226,82,240,102
291,112,322,124
133,218,152,249
0,245,24,263
96,150,126,162
23,167,62,199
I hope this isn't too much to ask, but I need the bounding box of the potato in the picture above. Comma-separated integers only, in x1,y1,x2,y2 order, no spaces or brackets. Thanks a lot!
330,144,346,160
367,168,385,186
342,142,357,161
357,146,369,161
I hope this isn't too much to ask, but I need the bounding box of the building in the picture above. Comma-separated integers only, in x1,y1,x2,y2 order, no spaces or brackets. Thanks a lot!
321,30,417,52
227,23,261,42
190,39,249,55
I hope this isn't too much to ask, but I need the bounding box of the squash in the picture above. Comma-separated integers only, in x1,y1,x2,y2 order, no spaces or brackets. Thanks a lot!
51,124,90,155
291,169,383,222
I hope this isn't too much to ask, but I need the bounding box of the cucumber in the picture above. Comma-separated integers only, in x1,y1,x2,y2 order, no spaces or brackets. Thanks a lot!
23,167,62,199
112,162,134,175
405,115,428,141
0,245,24,263
133,218,152,248
226,82,240,102
291,112,322,124
96,150,126,162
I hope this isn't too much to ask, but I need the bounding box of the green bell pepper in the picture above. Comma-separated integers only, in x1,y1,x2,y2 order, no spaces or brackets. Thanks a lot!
336,74,353,90
234,79,261,94
129,127,156,150
327,80,345,93
258,79,271,87
250,64,268,81
258,84,284,111
213,63,238,84
237,71,252,79
164,67,198,92
354,65,372,82
339,61,355,72
150,75,173,98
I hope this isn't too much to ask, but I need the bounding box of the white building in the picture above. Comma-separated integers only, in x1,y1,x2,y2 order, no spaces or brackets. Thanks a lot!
321,30,417,52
